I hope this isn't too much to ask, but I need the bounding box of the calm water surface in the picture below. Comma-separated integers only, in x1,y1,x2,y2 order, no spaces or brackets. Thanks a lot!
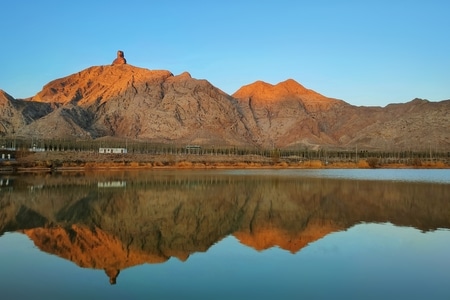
0,169,449,299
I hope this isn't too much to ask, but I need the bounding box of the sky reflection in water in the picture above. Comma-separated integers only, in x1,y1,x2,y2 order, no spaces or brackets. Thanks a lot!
0,169,449,299
222,168,450,183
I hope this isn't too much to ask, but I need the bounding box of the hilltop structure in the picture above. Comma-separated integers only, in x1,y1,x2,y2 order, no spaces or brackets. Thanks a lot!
112,50,126,65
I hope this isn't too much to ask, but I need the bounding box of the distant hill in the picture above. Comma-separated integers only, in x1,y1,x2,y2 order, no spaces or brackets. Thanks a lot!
1,64,449,151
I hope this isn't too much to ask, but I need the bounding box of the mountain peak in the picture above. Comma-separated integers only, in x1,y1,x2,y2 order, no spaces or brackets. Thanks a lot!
0,89,15,103
276,78,311,94
232,78,327,103
31,64,173,104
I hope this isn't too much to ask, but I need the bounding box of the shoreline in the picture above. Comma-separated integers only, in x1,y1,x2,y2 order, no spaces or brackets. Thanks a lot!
1,151,449,173
6,160,450,173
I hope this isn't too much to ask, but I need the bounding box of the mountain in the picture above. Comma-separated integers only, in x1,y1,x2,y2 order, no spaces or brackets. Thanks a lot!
10,65,253,145
0,90,18,132
233,79,350,147
1,64,449,150
0,89,53,135
233,80,450,150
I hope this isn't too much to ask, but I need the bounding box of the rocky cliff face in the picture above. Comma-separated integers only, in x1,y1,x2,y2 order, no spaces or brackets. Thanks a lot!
0,89,53,135
0,90,19,133
1,64,449,150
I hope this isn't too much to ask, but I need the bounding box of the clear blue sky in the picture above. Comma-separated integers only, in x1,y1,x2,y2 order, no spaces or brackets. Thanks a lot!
1,0,449,107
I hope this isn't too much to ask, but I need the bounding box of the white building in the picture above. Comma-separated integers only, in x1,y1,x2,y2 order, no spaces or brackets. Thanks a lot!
98,181,127,188
99,148,127,154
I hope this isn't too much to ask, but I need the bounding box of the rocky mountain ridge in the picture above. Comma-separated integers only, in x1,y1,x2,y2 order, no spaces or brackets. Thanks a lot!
1,64,449,150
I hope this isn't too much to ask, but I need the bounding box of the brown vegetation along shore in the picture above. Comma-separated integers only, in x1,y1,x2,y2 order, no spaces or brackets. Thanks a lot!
1,150,448,172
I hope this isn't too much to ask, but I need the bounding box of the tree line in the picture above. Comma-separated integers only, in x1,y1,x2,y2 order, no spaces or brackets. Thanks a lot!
1,138,448,164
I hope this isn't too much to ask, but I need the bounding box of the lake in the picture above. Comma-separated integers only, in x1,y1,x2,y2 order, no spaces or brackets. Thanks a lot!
1,169,449,299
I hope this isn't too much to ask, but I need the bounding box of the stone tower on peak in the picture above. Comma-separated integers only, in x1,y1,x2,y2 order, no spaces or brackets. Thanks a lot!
112,50,127,65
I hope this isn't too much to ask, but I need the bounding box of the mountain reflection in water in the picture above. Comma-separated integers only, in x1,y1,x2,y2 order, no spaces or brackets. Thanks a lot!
1,170,449,284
